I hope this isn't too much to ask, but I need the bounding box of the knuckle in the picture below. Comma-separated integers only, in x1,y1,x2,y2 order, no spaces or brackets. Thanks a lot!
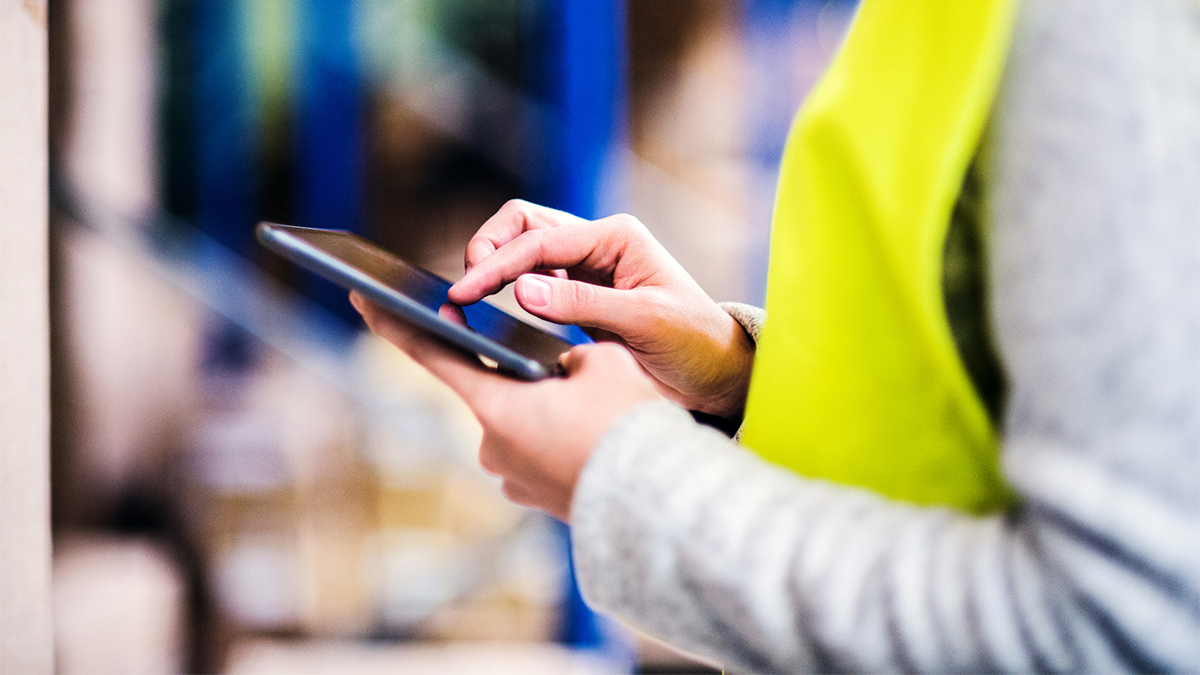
609,213,647,235
591,341,635,368
500,479,535,508
477,439,503,475
503,198,529,213
595,341,626,357
564,280,594,314
527,228,552,259
510,199,541,224
499,480,521,503
475,397,506,428
465,238,494,265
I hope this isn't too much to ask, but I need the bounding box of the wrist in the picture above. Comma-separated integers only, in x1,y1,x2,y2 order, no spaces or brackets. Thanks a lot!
692,309,756,419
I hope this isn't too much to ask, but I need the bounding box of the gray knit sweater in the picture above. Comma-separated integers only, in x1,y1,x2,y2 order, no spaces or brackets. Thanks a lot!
569,0,1200,671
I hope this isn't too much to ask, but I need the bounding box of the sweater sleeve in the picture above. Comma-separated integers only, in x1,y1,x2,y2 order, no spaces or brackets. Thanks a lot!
570,402,1198,673
569,0,1200,671
719,302,766,344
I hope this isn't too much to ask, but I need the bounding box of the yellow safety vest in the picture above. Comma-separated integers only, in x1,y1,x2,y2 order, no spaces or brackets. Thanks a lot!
740,0,1018,513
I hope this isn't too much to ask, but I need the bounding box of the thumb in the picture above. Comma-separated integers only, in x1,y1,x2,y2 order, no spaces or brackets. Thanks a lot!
515,273,641,332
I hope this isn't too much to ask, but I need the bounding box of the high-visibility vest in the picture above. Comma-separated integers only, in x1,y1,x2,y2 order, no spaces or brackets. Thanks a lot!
740,0,1019,513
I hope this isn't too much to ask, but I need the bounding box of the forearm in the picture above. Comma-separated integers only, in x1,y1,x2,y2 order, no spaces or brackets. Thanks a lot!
572,401,1014,672
570,403,1199,672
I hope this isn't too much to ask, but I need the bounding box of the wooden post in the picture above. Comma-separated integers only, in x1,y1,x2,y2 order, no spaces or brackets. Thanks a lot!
0,0,54,672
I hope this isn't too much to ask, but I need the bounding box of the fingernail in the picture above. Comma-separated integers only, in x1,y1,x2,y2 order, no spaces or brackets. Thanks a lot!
521,276,551,309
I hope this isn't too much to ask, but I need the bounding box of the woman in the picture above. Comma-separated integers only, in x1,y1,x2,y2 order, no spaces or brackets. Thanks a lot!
352,0,1200,670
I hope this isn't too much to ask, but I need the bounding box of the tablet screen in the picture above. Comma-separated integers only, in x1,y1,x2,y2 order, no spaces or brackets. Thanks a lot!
276,227,583,371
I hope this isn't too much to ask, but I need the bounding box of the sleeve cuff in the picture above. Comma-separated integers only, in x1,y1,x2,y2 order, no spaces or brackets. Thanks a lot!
718,301,765,344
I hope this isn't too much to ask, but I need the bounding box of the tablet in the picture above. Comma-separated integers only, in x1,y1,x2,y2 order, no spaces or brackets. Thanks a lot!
256,222,584,380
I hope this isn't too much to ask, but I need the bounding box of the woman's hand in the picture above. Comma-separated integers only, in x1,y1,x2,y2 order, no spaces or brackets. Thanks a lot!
351,292,662,522
448,200,755,419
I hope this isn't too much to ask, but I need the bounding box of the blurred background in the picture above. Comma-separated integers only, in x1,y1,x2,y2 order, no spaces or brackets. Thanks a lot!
47,0,855,671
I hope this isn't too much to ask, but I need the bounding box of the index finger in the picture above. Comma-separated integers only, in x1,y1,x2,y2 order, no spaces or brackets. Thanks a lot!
449,223,617,305
465,199,588,270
